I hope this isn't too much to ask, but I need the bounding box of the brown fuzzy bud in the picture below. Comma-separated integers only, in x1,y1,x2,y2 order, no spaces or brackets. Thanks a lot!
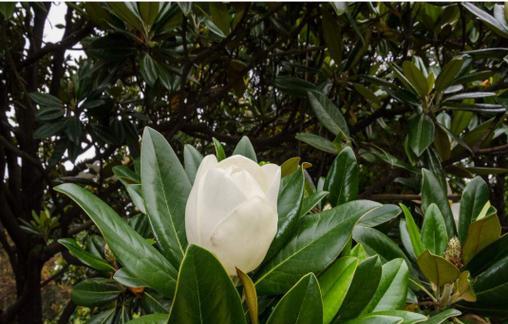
444,236,463,269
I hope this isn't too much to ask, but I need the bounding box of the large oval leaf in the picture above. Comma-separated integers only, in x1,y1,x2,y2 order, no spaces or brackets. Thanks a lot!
307,91,349,138
232,136,257,162
408,115,435,157
55,183,177,297
462,214,501,265
324,147,358,207
168,245,246,324
352,226,410,267
421,169,455,237
256,200,382,295
319,256,358,324
363,259,409,313
71,278,124,307
141,127,191,266
266,168,305,260
458,176,490,242
266,273,323,324
183,144,203,184
416,250,459,288
421,203,448,256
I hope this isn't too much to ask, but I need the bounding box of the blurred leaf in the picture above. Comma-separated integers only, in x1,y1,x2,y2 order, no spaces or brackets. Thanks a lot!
58,238,114,272
462,3,508,38
426,309,461,324
274,76,318,97
408,115,435,157
434,57,464,92
128,314,168,324
183,144,204,183
0,2,15,18
140,54,158,86
34,120,67,139
212,137,226,161
296,133,338,154
402,61,430,97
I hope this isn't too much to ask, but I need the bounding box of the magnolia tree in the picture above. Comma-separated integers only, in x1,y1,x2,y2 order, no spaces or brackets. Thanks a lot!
55,127,507,323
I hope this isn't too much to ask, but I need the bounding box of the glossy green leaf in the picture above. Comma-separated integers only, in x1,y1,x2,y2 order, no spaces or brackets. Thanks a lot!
324,147,358,206
266,168,305,260
338,256,382,320
256,200,382,295
58,238,114,272
319,256,358,324
34,120,66,139
417,250,460,287
140,53,158,86
367,311,426,323
232,136,257,162
421,169,455,237
402,61,429,97
342,314,404,324
466,234,508,276
462,3,508,37
357,204,401,228
435,57,464,92
363,259,409,313
71,278,124,307
425,308,461,324
280,157,301,177
471,254,508,312
295,133,338,154
29,92,64,107
107,2,145,33
400,204,424,257
141,127,191,266
168,245,246,324
113,268,146,288
0,2,15,19
266,273,323,324
408,115,435,157
183,144,203,183
353,226,409,266
126,184,146,214
54,183,177,296
421,204,448,256
212,137,226,161
299,190,328,216
274,76,318,97
137,2,160,27
458,176,490,242
307,92,349,138
462,214,501,265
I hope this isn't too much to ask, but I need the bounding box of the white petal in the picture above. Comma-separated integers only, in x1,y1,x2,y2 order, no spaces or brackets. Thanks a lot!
197,168,247,242
218,155,273,194
208,196,277,275
194,154,218,183
229,169,265,199
261,163,281,207
451,202,460,230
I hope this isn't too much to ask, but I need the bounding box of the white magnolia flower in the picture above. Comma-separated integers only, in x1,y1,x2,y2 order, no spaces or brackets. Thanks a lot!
185,154,280,275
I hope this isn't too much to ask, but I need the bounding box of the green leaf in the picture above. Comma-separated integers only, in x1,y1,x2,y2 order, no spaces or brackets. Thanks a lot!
126,184,146,214
324,147,358,206
421,169,455,237
338,256,382,320
0,3,15,19
266,273,323,324
408,115,435,157
367,311,427,323
462,3,508,38
353,226,409,266
58,238,114,272
256,200,382,295
342,314,405,324
425,309,461,324
307,92,349,138
472,254,508,312
434,57,464,92
299,190,329,216
168,245,246,324
232,136,257,162
416,250,460,287
357,204,401,228
137,2,160,27
402,61,430,97
209,3,230,35
321,9,342,65
295,133,338,154
363,259,409,313
237,269,259,324
34,120,66,139
183,144,203,184
319,257,358,324
212,137,226,161
266,168,305,260
462,214,501,265
443,91,496,102
113,268,146,288
140,54,158,86
141,127,191,267
29,92,64,107
107,2,145,33
421,204,448,256
280,157,301,177
400,204,424,257
54,183,177,297
466,234,508,276
128,314,169,324
71,278,124,307
274,76,318,97
458,176,490,243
